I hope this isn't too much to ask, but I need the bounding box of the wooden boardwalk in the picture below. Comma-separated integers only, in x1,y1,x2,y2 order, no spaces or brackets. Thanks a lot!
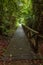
2,25,43,60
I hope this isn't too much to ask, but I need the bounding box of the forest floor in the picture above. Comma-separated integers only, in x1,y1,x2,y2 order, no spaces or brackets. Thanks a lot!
0,59,43,65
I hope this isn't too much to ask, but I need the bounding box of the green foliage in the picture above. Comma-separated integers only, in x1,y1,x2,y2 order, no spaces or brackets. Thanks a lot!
25,0,43,33
0,0,19,36
0,0,35,36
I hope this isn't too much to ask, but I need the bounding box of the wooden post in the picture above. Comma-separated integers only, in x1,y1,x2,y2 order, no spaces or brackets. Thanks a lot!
34,34,39,53
28,30,32,39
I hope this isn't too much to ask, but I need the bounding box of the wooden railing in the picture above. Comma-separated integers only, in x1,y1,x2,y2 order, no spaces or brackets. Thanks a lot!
22,24,43,38
22,24,43,53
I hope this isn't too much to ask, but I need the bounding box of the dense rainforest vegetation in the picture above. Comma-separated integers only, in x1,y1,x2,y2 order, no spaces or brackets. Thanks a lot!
0,0,43,36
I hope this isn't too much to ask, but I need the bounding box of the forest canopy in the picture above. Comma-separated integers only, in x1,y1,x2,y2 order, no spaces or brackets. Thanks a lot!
0,0,38,36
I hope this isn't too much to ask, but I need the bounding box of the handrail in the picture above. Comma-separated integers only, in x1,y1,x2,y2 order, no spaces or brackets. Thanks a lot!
22,24,43,38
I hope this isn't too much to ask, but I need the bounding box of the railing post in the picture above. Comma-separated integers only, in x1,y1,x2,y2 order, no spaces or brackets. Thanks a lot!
29,30,32,38
34,34,39,53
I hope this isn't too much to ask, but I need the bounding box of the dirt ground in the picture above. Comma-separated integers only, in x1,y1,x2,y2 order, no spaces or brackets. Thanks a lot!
0,59,43,65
